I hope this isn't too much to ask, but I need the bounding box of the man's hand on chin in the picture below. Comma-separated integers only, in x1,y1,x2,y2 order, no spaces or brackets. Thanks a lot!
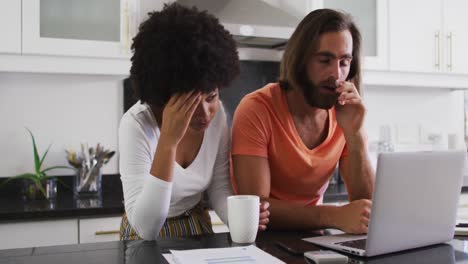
334,81,366,138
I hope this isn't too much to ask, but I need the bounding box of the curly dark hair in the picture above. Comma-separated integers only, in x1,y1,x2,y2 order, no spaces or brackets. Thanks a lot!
130,3,240,107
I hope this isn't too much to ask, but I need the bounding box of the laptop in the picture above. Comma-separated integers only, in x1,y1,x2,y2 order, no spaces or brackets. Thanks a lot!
347,243,455,264
304,151,466,257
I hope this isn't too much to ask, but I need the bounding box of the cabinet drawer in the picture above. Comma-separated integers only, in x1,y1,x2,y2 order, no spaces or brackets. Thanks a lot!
79,216,122,244
0,219,78,250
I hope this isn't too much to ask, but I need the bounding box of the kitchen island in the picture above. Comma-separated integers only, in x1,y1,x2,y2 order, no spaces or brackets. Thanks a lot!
1,230,468,263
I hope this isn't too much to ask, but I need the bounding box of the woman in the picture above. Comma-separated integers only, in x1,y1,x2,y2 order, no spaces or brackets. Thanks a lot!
119,3,269,240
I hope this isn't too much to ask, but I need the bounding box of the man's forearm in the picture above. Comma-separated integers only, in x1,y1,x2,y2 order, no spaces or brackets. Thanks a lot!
343,131,375,200
263,198,340,230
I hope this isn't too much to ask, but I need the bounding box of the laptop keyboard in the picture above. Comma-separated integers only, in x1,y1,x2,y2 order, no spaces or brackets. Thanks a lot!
335,238,367,250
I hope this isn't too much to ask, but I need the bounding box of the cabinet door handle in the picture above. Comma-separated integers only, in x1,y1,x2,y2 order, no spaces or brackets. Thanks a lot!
119,0,130,53
447,32,453,71
435,31,441,70
95,230,120,235
125,0,130,51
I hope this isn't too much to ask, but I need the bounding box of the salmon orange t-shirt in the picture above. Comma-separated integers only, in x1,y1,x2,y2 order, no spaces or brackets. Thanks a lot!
231,83,347,206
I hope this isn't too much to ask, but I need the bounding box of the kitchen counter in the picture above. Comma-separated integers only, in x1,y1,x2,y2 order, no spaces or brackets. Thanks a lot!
1,231,468,263
0,174,124,222
0,175,348,222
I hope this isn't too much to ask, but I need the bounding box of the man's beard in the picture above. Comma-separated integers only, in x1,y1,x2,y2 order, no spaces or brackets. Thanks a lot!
301,78,340,109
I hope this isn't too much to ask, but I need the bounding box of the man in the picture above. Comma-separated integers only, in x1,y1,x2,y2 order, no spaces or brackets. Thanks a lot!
231,9,374,234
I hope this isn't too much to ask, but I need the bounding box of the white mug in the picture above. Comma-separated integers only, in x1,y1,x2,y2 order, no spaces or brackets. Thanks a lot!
227,195,260,243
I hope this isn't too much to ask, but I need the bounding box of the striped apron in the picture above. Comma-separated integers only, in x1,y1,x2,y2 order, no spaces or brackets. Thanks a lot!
120,203,214,240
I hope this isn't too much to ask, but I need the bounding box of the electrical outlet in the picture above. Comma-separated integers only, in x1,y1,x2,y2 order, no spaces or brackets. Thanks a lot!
419,125,443,145
418,125,428,144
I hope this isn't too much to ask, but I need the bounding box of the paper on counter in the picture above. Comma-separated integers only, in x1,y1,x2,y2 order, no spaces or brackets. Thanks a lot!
169,245,285,264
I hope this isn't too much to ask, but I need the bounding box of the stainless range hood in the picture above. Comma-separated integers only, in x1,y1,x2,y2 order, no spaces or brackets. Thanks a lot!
177,0,309,50
232,35,288,50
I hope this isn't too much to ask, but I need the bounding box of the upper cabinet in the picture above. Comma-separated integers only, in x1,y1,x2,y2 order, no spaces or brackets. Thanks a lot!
0,1,21,54
22,0,139,58
318,0,388,70
443,0,468,75
2,0,468,83
389,0,468,74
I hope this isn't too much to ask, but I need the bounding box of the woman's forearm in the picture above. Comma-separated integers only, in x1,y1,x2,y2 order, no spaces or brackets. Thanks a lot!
129,176,172,240
150,135,177,182
128,135,177,239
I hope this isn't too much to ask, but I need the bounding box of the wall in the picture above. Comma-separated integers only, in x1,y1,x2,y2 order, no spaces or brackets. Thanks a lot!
363,86,465,151
0,73,124,177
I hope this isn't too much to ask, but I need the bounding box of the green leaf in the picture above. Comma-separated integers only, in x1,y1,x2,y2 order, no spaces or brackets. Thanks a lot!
25,128,41,175
41,166,75,174
39,143,52,169
40,171,47,179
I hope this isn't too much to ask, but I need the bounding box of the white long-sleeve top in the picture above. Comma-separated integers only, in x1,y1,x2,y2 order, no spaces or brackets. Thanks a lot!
119,101,233,240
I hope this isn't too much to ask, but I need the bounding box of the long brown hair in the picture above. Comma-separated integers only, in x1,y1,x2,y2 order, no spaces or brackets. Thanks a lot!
279,9,362,94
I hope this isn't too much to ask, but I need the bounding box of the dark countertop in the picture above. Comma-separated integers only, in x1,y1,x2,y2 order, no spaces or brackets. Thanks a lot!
0,174,124,221
0,175,348,222
1,231,468,263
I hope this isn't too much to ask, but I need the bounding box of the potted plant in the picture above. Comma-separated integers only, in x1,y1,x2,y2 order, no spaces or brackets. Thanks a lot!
1,128,73,200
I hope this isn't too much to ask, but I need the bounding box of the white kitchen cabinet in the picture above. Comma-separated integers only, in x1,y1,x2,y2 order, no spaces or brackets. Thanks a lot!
0,219,78,250
0,1,21,54
318,0,388,70
389,0,468,74
0,216,122,250
79,216,122,244
443,0,468,74
389,0,442,73
22,0,139,58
